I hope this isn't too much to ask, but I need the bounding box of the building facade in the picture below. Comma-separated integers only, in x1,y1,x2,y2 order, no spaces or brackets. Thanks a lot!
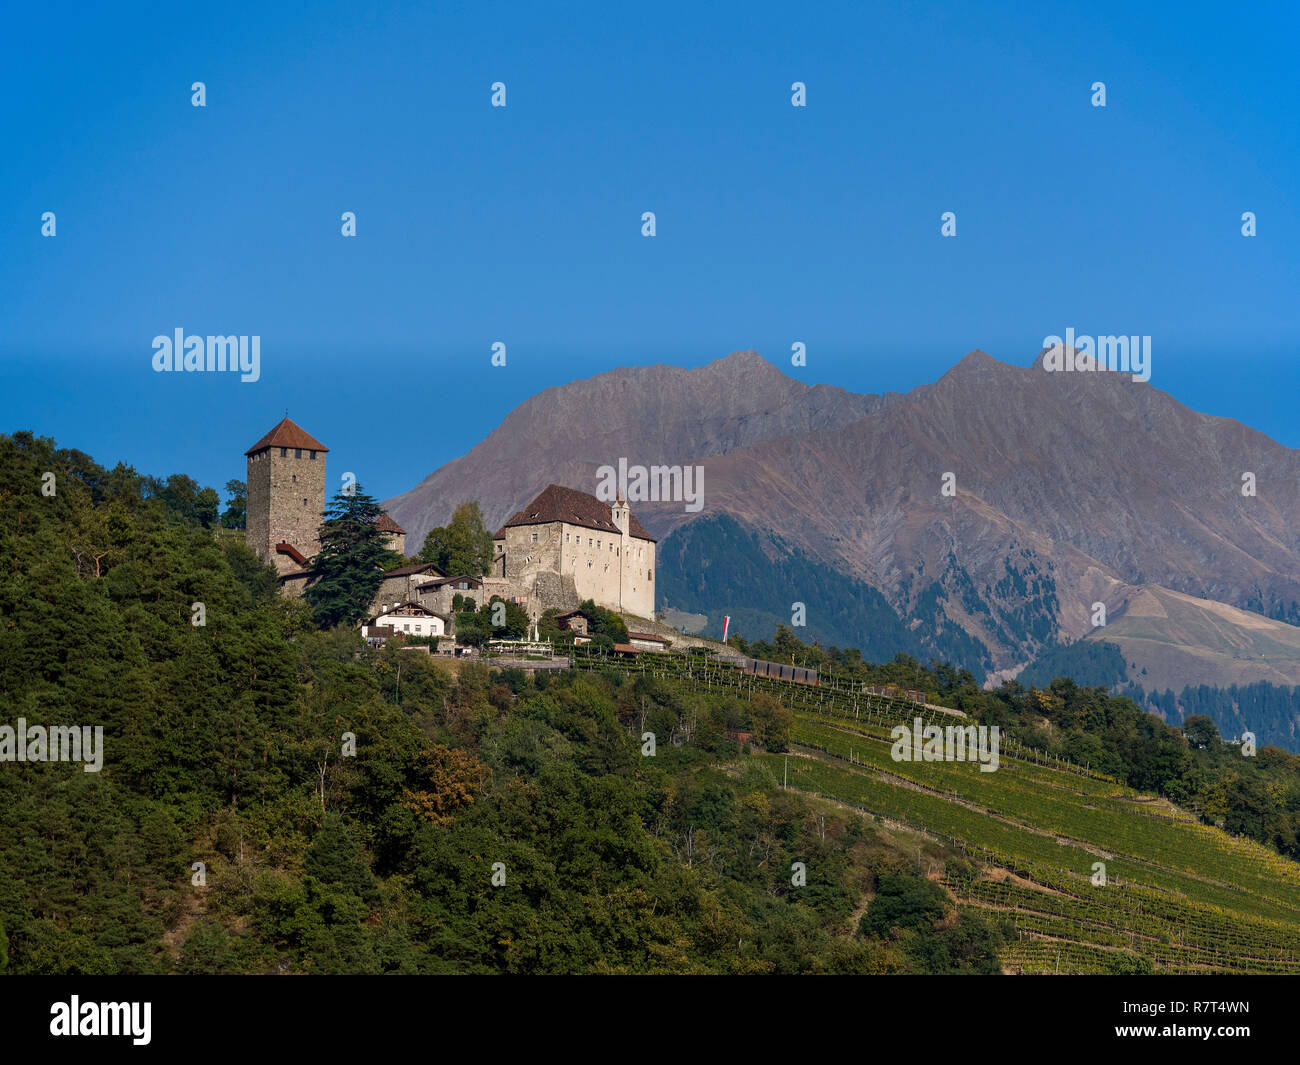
492,484,656,618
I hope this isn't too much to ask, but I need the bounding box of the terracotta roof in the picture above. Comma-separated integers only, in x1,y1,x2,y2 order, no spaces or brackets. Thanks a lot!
383,562,445,578
627,631,670,643
496,484,655,542
376,513,405,534
415,574,483,589
245,417,330,456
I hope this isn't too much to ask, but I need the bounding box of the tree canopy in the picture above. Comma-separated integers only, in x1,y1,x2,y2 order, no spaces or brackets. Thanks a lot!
418,502,494,577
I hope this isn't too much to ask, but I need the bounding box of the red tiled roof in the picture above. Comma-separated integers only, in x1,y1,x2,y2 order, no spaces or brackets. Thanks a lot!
245,417,329,456
415,575,483,589
496,484,655,542
383,562,445,578
627,631,669,643
376,514,405,534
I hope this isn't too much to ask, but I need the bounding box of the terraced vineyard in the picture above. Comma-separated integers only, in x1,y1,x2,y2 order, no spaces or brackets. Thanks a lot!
572,650,1300,973
765,713,1300,973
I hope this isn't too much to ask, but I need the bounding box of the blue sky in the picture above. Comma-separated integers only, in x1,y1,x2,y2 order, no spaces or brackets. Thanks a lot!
2,0,1296,506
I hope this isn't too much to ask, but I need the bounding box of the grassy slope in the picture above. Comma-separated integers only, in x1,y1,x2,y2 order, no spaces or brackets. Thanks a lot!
1085,584,1300,690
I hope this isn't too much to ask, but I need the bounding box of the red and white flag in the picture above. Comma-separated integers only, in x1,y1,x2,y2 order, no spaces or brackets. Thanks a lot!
722,615,730,643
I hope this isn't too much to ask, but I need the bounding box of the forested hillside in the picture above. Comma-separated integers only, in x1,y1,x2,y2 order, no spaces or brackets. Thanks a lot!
1020,638,1300,753
0,432,1003,974
4,431,1299,975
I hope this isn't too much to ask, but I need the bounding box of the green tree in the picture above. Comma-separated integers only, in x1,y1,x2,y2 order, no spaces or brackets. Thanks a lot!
306,815,380,904
1183,714,1219,749
748,692,793,752
578,599,629,642
418,502,494,576
220,479,247,529
221,541,281,604
306,486,391,628
144,473,220,528
483,596,529,638
860,874,948,938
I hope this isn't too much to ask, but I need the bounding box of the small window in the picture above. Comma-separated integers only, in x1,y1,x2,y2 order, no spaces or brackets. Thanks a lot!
565,533,569,543
648,569,653,581
295,448,302,458
531,532,538,543
310,450,317,459
587,560,592,569
596,540,601,550
291,474,297,483
303,498,307,506
280,447,287,457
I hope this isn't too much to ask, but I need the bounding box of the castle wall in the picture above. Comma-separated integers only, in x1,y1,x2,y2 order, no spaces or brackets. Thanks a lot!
500,520,654,617
246,445,327,566
619,536,654,620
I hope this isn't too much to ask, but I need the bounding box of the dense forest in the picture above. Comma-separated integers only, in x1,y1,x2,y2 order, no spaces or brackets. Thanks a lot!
1020,638,1300,753
0,432,1008,974
656,514,992,676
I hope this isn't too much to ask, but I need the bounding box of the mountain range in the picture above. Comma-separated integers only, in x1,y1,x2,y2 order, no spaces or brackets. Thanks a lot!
385,349,1300,731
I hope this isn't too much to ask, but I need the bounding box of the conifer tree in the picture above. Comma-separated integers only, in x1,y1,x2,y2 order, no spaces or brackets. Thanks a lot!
305,486,390,628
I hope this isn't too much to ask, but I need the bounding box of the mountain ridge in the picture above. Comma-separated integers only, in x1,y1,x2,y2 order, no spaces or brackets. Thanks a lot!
385,349,1300,694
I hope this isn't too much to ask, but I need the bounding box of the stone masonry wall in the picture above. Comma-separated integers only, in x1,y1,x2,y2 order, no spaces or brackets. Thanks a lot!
246,446,327,571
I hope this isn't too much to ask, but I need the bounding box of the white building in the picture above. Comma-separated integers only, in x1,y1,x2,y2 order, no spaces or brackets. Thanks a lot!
361,601,450,643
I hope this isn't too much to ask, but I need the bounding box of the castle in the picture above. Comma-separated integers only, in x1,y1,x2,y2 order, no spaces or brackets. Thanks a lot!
242,417,656,623
491,483,656,620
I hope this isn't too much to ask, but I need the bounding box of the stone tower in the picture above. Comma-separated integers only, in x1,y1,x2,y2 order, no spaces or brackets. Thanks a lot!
376,513,406,556
244,417,329,576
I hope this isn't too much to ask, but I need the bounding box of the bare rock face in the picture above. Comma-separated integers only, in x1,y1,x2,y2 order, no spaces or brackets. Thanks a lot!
384,350,893,549
386,348,1300,676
